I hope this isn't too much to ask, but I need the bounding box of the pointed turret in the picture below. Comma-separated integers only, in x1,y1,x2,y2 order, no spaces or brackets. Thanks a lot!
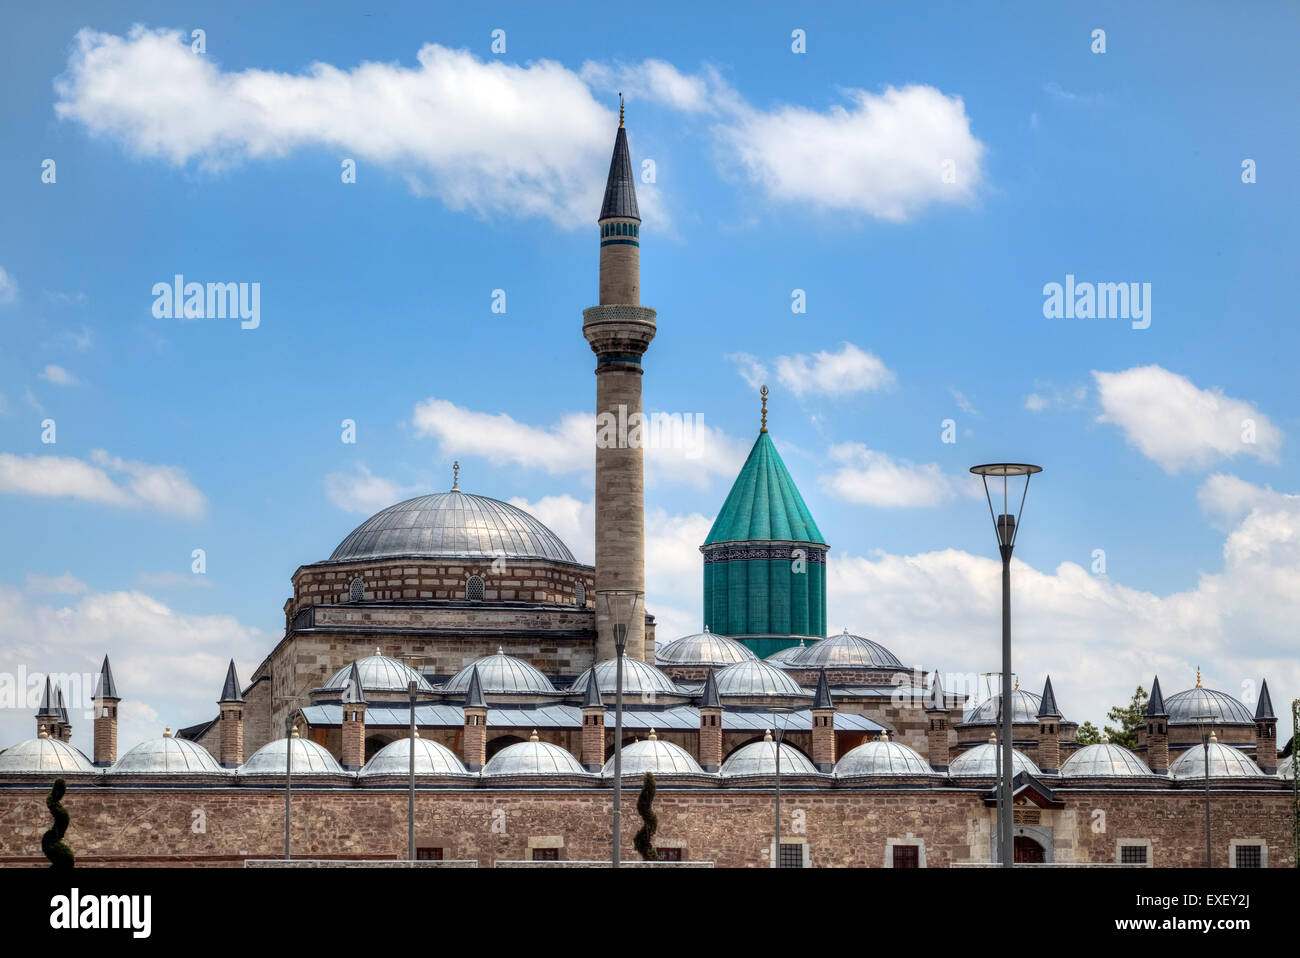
1145,676,1167,717
698,667,724,772
94,655,119,702
1254,678,1278,774
812,669,834,710
463,664,487,711
340,662,366,706
700,667,722,710
926,672,951,770
811,669,836,771
581,667,604,709
219,660,244,704
1037,676,1062,718
579,667,605,771
1255,679,1275,720
599,99,640,223
926,672,946,713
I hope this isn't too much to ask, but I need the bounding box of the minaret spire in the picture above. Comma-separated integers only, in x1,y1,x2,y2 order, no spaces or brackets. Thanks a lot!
619,92,625,128
760,385,769,432
584,113,656,661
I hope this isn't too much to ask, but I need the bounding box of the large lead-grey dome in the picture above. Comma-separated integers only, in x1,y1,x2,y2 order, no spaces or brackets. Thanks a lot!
361,737,470,778
1169,739,1264,779
721,739,819,777
324,652,434,693
571,657,680,697
482,736,588,777
330,490,576,563
443,649,557,695
602,733,704,778
963,690,1057,726
1164,687,1254,726
948,740,1041,778
112,732,229,775
239,736,347,777
655,628,756,667
784,629,903,670
835,739,938,778
715,659,808,697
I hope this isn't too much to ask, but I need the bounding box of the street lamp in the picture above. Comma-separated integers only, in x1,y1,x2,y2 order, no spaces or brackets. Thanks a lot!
597,589,643,869
770,706,797,868
273,692,309,861
970,462,1042,868
1194,711,1214,867
401,654,425,862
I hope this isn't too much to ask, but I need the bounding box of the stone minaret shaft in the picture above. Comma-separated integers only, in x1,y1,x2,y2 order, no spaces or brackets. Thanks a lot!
584,108,655,662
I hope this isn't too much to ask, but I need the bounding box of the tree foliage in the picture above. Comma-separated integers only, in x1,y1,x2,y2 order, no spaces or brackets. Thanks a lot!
633,772,658,861
1103,686,1149,749
1075,721,1102,746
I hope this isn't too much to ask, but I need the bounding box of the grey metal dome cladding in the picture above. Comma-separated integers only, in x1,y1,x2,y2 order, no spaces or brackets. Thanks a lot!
443,649,557,695
0,737,98,774
947,742,1041,778
655,628,756,667
361,737,469,777
1059,742,1155,778
602,737,704,777
963,689,1055,726
785,629,903,670
112,735,229,775
330,491,577,563
239,737,346,776
1164,687,1255,726
721,740,818,777
571,657,680,697
1169,741,1264,779
715,659,807,697
324,653,434,693
481,740,588,776
835,740,937,778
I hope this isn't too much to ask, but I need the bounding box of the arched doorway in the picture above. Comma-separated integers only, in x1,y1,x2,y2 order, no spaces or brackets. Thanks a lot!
1014,835,1045,863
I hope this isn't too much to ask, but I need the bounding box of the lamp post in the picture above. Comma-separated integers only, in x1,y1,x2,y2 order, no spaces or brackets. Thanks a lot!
273,692,309,861
971,462,1042,868
770,706,796,868
597,589,643,869
1195,711,1214,867
401,654,425,862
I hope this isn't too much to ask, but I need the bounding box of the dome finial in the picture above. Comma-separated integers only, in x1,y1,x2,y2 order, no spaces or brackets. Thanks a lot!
648,728,658,740
619,92,625,128
1209,730,1218,743
1015,676,1019,691
760,384,769,432
452,460,460,492
764,728,773,741
529,728,539,742
163,726,172,738
1195,666,1202,688
1100,732,1109,744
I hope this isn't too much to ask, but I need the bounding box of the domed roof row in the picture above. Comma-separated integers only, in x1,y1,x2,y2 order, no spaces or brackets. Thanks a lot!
781,629,903,670
655,628,755,667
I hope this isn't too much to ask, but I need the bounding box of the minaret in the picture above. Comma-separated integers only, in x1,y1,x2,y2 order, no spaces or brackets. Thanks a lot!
584,97,656,662
93,655,120,767
218,659,245,768
1035,675,1063,773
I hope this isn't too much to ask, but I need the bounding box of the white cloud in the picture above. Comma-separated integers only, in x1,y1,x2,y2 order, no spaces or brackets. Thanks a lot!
24,572,88,595
54,27,660,228
508,494,595,564
1025,382,1087,412
822,443,978,508
0,584,268,753
950,389,979,417
0,267,16,304
580,59,720,114
717,84,986,221
135,571,213,589
39,364,78,386
1197,474,1298,528
324,464,420,515
725,352,768,390
411,397,745,489
773,342,896,398
1094,366,1282,472
0,450,206,518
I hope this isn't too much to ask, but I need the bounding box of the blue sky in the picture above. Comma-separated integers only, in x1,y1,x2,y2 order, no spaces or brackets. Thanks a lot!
2,2,1298,750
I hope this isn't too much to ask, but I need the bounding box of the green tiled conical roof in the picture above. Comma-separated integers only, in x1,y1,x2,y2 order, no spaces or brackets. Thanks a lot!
704,432,826,545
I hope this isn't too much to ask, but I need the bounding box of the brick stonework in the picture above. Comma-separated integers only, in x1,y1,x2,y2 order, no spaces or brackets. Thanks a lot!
341,705,366,769
1037,720,1060,772
463,708,487,771
1144,718,1170,774
0,785,1289,868
218,703,244,767
811,710,835,769
581,708,605,770
927,714,950,769
1255,721,1277,774
698,708,722,771
93,703,117,766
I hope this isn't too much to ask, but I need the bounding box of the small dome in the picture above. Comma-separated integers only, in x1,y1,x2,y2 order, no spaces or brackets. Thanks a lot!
112,733,228,775
655,628,756,667
330,491,576,563
963,689,1057,726
1059,742,1155,778
482,736,587,777
1169,740,1264,779
239,736,347,776
835,738,936,777
764,640,807,666
785,629,903,670
571,657,679,698
715,659,807,697
603,732,704,777
0,737,98,775
1278,760,1296,781
1165,687,1255,726
324,653,434,694
948,740,1041,778
443,649,556,695
361,737,469,777
721,738,819,777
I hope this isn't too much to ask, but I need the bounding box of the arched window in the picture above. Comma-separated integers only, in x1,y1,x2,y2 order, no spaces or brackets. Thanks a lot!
466,575,485,602
575,581,586,607
348,577,364,602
